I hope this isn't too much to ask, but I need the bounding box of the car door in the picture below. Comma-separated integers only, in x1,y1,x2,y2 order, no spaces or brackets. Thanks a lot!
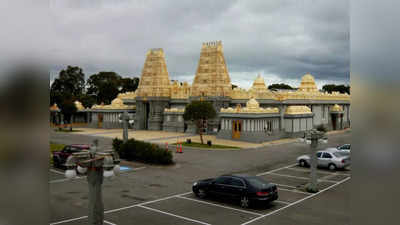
320,152,333,167
316,152,323,167
211,176,231,197
227,178,246,199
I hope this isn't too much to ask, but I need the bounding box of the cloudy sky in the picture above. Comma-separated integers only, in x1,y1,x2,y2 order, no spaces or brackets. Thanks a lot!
49,0,349,89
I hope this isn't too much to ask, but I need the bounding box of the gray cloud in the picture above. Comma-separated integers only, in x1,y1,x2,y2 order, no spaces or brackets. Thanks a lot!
49,0,349,89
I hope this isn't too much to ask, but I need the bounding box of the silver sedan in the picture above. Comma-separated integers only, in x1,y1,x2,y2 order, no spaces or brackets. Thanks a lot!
297,149,351,171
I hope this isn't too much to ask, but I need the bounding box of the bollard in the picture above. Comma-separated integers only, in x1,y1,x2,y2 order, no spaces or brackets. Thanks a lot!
176,142,179,153
165,142,168,151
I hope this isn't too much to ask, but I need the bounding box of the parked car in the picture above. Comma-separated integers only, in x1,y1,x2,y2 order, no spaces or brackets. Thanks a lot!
325,144,350,155
192,174,278,208
52,144,90,168
297,149,350,170
336,144,351,154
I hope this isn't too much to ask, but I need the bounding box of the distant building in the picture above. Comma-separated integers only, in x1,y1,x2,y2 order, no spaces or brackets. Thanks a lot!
53,41,350,143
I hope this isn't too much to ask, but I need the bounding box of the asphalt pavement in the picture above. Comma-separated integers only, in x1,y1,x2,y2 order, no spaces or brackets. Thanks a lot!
50,130,351,225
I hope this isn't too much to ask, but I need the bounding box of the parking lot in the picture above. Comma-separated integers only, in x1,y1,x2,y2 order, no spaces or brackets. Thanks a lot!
49,163,350,225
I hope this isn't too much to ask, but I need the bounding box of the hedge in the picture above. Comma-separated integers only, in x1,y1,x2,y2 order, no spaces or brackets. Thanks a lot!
112,138,173,165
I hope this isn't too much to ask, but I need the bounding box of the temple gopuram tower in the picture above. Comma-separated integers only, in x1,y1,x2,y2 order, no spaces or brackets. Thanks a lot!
190,41,232,133
192,41,232,97
135,48,171,130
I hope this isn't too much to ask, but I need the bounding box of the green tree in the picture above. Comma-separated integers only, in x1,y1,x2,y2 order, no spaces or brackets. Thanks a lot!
87,72,122,104
78,94,97,108
322,84,350,94
268,83,294,90
120,77,140,93
50,66,85,105
183,101,216,144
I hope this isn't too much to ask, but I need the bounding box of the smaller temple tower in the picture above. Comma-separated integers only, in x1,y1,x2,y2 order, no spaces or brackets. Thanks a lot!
298,73,318,92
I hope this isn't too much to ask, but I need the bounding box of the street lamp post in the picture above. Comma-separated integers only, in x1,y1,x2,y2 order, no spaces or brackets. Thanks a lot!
64,139,120,225
299,129,327,193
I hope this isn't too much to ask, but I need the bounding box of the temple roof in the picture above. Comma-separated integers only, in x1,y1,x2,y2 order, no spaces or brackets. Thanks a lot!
285,105,312,115
220,98,279,114
298,73,318,92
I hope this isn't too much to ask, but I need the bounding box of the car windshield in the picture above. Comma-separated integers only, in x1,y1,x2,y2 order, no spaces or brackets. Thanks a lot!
333,152,348,157
246,177,269,188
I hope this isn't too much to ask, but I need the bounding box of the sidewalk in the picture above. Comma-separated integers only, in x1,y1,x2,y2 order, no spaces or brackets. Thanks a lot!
72,127,351,150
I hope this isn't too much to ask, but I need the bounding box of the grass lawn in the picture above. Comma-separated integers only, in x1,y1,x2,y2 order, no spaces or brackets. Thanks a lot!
176,142,240,149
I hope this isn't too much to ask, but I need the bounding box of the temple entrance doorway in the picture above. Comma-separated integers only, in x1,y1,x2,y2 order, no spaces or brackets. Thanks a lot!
144,102,150,130
331,114,337,130
232,120,242,139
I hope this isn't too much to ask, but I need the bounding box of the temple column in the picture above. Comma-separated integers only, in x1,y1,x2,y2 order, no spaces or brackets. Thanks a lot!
279,105,287,131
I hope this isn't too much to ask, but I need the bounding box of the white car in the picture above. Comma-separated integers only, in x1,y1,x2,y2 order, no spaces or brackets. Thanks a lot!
297,149,351,171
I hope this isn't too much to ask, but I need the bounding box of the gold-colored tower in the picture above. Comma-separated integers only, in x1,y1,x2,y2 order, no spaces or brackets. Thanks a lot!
136,48,171,97
191,41,232,97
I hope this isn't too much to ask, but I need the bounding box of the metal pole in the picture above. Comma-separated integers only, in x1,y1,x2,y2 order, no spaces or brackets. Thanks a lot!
309,132,318,192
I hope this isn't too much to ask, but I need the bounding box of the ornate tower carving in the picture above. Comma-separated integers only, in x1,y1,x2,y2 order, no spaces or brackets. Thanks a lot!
298,73,318,92
136,48,171,97
191,41,232,97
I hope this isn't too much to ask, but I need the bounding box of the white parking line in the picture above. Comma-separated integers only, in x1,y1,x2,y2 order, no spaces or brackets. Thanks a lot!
266,172,337,183
274,200,291,205
240,177,351,225
50,169,65,175
104,192,192,214
278,188,312,195
49,176,85,184
285,167,337,175
177,196,263,216
50,216,88,225
256,163,298,176
138,205,211,225
104,220,117,225
271,183,297,189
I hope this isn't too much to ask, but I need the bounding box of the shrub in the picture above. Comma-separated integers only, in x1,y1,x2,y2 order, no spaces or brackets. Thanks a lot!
316,124,327,133
112,138,124,157
112,138,173,165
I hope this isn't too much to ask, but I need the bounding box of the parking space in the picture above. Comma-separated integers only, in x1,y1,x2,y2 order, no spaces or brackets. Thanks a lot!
50,163,350,225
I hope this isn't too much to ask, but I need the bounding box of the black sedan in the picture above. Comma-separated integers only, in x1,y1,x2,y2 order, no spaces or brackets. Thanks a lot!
192,174,278,208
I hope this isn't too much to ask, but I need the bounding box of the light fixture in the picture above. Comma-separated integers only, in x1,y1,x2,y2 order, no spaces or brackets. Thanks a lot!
77,165,87,174
113,165,120,176
102,155,115,178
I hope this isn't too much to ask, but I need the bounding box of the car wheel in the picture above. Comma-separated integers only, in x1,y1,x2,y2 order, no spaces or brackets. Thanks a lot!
196,189,207,199
240,196,250,208
328,163,336,171
299,160,307,167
